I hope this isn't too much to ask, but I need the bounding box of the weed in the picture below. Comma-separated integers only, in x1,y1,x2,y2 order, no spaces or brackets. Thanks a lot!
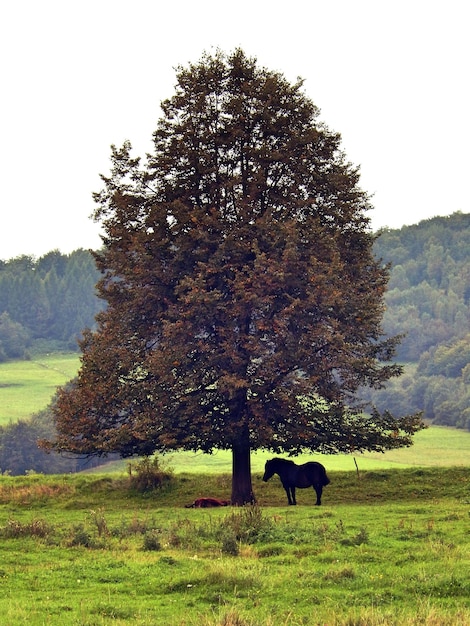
221,533,239,556
0,517,53,538
340,526,369,546
143,529,162,551
221,504,273,543
324,565,356,581
67,523,96,548
166,516,213,551
88,507,109,537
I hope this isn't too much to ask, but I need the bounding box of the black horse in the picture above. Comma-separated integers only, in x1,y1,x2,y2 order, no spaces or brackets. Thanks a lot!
262,458,330,506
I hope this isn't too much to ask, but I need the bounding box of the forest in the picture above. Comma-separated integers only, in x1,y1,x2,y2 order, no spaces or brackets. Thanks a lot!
361,211,470,431
0,212,468,474
0,248,104,358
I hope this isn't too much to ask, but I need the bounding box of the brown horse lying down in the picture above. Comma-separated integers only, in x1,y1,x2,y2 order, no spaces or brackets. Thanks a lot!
185,497,230,508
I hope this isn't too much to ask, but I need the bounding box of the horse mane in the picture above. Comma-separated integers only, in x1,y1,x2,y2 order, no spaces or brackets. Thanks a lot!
270,457,295,465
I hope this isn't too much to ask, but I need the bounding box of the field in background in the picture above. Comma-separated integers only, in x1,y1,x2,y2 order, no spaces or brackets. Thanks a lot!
0,353,79,424
95,424,470,476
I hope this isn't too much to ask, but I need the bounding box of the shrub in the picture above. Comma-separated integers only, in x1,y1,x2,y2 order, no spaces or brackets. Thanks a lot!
128,456,173,492
0,517,53,539
67,523,94,548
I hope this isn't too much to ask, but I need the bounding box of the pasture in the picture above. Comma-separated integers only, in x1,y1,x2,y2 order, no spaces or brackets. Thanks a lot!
0,353,79,424
96,425,470,475
0,468,469,625
1,353,470,623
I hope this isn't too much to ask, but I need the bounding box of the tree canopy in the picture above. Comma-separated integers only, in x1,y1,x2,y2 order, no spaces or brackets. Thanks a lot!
49,50,424,503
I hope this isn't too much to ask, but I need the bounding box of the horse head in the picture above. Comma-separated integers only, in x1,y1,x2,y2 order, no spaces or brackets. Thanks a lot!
262,459,276,482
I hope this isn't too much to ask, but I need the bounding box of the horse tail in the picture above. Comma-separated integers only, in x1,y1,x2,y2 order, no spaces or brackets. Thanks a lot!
321,466,330,486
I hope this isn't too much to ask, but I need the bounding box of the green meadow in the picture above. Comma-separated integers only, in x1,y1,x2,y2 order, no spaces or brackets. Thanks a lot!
0,468,469,625
0,353,79,424
91,425,470,476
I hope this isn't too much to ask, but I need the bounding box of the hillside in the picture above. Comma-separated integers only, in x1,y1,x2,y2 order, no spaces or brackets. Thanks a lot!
362,211,470,430
375,211,469,361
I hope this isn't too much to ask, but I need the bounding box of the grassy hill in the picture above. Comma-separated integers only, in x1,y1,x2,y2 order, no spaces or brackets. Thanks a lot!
0,352,79,424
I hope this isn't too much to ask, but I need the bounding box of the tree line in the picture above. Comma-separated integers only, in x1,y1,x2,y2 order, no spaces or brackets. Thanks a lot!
3,213,466,365
0,249,104,359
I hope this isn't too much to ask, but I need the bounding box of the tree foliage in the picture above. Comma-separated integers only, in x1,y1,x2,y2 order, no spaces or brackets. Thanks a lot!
48,50,423,503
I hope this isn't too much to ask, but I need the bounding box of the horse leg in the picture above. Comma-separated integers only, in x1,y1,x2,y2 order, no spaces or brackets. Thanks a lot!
283,486,293,505
291,487,297,505
314,485,323,506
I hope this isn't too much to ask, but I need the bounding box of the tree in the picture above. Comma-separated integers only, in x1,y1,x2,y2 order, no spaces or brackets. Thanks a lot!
0,407,107,475
0,311,29,361
48,50,424,504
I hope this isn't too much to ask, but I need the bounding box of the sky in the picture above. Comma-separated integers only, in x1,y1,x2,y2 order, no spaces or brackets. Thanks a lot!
1,0,468,260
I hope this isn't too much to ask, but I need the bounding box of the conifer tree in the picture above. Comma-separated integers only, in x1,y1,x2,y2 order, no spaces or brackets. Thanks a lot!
49,50,424,503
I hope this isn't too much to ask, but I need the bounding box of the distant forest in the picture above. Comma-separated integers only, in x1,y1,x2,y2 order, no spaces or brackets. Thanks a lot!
0,248,104,358
361,211,470,431
0,212,469,474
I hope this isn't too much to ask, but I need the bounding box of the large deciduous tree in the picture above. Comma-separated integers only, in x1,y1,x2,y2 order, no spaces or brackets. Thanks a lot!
48,50,424,504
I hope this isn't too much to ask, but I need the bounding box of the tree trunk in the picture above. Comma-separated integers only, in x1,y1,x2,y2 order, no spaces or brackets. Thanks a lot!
231,441,255,505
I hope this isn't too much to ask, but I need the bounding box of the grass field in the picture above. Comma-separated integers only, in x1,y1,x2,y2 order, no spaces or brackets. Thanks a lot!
0,468,469,625
1,355,470,624
0,353,79,424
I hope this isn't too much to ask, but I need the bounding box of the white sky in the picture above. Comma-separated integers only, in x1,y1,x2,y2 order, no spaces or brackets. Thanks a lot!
1,0,468,260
